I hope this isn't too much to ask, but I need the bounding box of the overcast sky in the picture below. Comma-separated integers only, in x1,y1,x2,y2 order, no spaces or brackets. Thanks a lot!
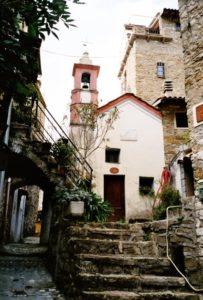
40,0,178,124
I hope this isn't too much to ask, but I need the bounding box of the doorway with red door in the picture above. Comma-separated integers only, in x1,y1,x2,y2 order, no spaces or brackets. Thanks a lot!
104,175,125,221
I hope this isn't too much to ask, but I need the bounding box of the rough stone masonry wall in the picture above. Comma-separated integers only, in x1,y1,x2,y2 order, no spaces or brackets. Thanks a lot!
161,105,189,165
178,0,203,287
135,36,185,105
178,0,203,182
169,197,203,288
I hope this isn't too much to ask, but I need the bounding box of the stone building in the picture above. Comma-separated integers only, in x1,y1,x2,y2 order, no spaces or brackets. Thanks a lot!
118,9,193,198
118,8,185,105
154,95,194,198
176,0,203,287
178,0,203,187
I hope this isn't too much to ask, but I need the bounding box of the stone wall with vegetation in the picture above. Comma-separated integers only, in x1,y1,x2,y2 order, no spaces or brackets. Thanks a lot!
168,197,203,288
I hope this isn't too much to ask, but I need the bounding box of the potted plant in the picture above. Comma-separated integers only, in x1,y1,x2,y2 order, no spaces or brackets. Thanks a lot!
54,187,89,217
54,187,112,220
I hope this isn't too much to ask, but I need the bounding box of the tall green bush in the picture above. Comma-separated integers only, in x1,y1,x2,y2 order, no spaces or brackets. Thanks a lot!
153,185,181,220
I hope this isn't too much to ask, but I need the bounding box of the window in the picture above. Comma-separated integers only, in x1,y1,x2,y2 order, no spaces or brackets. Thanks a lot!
175,22,181,32
105,148,120,163
157,62,165,78
81,72,90,89
139,177,154,196
175,112,188,128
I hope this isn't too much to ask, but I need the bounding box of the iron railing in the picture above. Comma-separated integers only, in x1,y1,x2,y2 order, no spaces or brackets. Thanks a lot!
146,28,160,35
31,99,93,186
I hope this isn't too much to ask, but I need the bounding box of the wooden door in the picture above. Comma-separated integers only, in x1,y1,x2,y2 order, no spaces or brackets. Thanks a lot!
104,175,125,221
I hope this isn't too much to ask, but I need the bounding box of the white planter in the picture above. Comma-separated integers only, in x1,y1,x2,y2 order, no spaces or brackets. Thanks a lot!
69,201,85,217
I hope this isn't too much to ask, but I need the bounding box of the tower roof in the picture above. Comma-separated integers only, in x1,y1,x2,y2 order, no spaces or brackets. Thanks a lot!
79,51,92,65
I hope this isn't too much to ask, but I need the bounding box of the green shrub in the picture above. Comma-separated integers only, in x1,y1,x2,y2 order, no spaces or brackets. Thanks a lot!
84,191,112,223
153,185,181,220
51,138,74,165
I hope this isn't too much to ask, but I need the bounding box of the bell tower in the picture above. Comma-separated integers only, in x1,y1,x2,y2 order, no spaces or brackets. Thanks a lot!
70,51,100,125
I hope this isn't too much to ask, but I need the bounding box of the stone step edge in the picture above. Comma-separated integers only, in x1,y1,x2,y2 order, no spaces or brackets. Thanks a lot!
79,273,186,286
68,226,144,234
82,290,200,299
0,245,48,256
69,237,156,244
76,253,168,261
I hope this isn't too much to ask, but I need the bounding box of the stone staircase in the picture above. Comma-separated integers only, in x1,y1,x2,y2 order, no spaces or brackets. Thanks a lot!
60,221,203,299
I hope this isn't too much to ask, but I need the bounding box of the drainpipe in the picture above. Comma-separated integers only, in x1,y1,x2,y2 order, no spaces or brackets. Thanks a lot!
0,99,13,207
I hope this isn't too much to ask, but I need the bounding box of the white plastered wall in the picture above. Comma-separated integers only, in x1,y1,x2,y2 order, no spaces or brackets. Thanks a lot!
91,99,165,221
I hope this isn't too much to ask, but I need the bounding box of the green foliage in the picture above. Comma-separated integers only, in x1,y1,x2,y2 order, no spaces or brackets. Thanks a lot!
51,138,75,165
153,185,181,220
55,187,90,203
139,186,154,197
54,187,112,222
182,130,190,144
84,191,112,223
0,0,83,137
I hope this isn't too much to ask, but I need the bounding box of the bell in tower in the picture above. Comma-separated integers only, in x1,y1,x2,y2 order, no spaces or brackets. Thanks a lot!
81,72,90,89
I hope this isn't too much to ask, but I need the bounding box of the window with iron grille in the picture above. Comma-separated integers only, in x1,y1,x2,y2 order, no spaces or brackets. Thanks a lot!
157,62,165,78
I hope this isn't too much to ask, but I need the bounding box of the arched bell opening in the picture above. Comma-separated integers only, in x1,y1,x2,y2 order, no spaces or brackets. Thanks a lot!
81,72,91,90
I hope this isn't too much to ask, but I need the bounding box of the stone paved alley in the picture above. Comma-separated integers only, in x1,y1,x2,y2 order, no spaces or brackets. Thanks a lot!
0,238,65,300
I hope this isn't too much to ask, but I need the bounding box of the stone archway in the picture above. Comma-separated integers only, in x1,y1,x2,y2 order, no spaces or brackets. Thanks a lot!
0,147,58,245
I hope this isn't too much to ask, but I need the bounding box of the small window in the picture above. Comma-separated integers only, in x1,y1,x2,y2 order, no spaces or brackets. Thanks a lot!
175,22,181,32
105,148,120,163
157,62,165,78
139,177,154,196
175,112,188,128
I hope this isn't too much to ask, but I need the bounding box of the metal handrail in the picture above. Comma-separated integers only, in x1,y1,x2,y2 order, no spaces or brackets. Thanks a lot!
166,205,203,292
31,100,93,183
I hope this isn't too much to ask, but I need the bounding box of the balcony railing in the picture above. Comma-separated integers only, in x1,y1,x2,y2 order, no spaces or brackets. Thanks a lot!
146,28,160,35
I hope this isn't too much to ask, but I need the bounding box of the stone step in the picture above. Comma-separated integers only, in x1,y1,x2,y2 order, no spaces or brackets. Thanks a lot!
68,238,158,256
0,243,48,256
67,225,145,242
76,254,173,276
0,255,46,269
78,273,186,291
69,221,136,230
82,290,201,300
